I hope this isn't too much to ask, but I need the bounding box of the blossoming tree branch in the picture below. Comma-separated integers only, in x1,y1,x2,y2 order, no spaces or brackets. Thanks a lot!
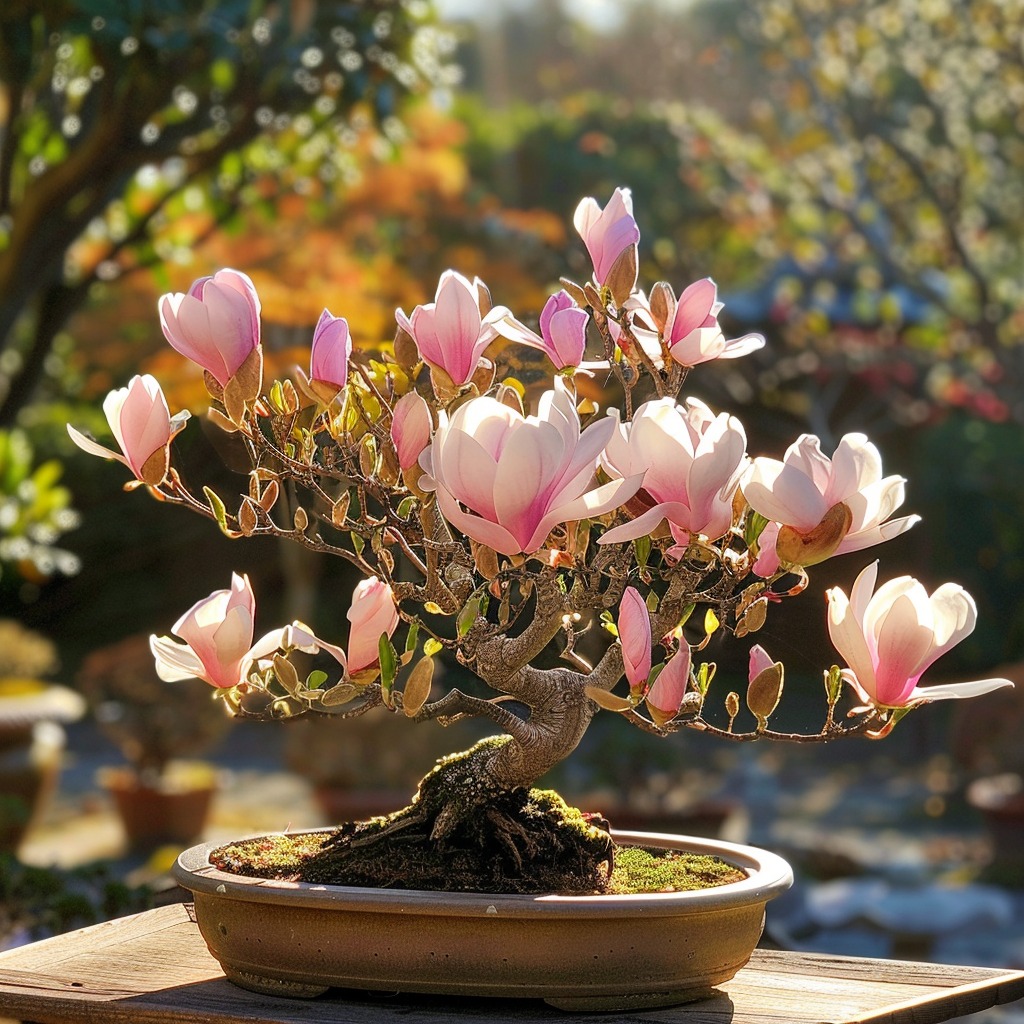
69,188,1012,891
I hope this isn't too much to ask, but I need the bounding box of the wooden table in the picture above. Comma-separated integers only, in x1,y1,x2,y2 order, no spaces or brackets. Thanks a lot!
0,903,1021,1024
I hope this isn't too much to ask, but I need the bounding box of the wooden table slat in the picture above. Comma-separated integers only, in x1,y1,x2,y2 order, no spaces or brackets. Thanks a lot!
0,903,1021,1024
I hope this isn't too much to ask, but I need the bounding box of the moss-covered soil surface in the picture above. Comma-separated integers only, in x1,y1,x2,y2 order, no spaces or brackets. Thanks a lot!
209,830,746,895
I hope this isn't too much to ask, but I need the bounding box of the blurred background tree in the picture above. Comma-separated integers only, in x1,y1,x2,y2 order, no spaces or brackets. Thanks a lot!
0,0,453,427
4,0,1021,674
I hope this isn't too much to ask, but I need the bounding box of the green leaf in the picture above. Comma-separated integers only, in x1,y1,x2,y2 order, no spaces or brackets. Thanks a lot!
203,486,231,535
404,620,420,654
694,661,716,696
305,670,329,691
456,595,481,637
423,637,443,657
396,495,417,519
824,664,844,704
745,510,770,549
887,706,913,732
378,634,398,703
633,534,651,567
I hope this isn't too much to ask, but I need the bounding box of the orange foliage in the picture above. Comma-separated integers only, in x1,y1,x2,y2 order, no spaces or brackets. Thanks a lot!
72,103,563,412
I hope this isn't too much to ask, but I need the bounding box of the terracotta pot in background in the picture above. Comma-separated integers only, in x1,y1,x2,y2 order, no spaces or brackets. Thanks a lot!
311,785,411,824
99,760,218,852
967,773,1024,886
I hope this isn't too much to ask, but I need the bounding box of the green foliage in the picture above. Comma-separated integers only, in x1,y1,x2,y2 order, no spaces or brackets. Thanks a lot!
0,0,454,421
0,853,152,945
0,428,80,585
457,93,782,288
727,0,1024,423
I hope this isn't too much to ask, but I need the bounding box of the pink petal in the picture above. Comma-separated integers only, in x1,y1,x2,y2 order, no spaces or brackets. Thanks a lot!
618,586,652,691
671,279,717,341
825,433,881,504
647,646,692,717
435,485,522,557
66,424,128,469
748,644,774,682
117,376,171,477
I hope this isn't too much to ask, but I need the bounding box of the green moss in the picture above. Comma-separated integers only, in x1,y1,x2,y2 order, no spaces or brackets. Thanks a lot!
210,831,332,878
607,847,746,894
211,831,746,894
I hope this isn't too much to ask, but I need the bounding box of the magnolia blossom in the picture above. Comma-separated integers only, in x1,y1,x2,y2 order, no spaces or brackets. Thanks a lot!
496,290,589,371
396,271,510,387
573,187,640,289
599,397,747,545
827,562,1013,709
657,278,764,368
391,391,433,471
743,433,920,564
419,382,643,557
275,577,399,678
310,310,351,390
646,644,692,726
159,269,261,386
345,577,401,675
68,374,189,485
618,586,652,695
150,574,288,690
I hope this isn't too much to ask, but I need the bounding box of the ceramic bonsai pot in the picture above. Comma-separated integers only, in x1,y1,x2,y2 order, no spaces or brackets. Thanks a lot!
173,828,793,1011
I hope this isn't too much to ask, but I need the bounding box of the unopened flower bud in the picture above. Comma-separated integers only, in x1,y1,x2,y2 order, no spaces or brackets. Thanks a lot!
648,281,675,333
747,662,784,731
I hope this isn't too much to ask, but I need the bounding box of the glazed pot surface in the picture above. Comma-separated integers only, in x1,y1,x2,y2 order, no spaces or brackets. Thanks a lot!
174,829,792,1011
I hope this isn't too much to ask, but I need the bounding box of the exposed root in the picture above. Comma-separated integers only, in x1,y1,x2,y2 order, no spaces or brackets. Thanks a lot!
211,737,615,895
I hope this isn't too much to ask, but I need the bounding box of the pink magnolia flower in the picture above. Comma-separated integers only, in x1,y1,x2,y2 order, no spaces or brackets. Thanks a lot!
599,397,748,545
395,271,510,387
574,187,640,289
419,381,644,557
159,269,261,386
743,433,920,564
391,391,433,471
618,586,652,696
827,562,1013,709
496,290,589,371
67,374,189,485
345,577,401,674
654,278,764,368
310,309,351,390
281,577,399,677
150,573,287,689
646,644,692,726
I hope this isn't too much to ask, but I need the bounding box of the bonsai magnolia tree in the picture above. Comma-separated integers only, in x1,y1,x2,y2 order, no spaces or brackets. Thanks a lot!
70,187,1012,893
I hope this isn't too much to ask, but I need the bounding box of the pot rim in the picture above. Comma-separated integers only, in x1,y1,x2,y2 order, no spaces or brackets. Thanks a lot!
174,828,793,919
